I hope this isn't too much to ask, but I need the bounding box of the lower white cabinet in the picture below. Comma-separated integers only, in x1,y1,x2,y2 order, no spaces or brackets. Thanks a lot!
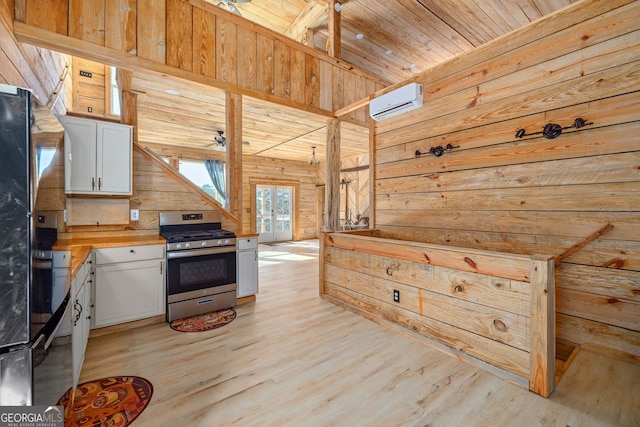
72,279,91,387
71,254,92,387
237,237,259,297
93,245,165,328
52,250,71,317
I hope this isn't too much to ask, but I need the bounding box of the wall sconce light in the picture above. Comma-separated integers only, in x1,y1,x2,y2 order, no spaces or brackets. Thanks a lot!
334,2,342,12
515,117,592,139
414,143,459,158
309,146,320,165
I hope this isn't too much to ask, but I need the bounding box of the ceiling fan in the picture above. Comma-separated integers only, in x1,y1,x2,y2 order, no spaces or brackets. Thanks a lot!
217,0,251,16
205,130,226,150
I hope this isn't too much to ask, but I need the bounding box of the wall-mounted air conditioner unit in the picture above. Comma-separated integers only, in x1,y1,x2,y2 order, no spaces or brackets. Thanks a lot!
370,83,423,121
369,82,423,121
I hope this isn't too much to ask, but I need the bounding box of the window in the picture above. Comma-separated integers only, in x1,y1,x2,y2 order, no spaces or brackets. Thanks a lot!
109,66,121,116
37,147,56,179
178,159,227,207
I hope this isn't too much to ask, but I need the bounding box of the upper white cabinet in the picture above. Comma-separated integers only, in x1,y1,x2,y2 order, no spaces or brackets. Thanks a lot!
60,115,133,195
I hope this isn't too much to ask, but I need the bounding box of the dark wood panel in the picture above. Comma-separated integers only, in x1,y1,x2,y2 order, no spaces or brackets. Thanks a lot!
215,16,237,84
166,0,193,71
256,33,274,94
236,25,257,90
192,7,216,78
105,0,137,53
304,53,320,108
69,0,105,45
24,0,68,35
274,41,291,99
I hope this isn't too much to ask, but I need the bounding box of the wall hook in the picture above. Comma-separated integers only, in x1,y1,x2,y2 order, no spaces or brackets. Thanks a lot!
415,143,459,158
515,117,592,139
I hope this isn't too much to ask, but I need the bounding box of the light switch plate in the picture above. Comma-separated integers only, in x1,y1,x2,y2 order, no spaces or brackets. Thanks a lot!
130,209,140,221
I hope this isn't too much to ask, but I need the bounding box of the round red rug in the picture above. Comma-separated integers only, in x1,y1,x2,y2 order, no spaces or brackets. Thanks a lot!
58,376,153,427
170,308,237,332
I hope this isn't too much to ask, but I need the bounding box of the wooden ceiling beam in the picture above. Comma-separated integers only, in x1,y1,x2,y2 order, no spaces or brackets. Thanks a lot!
285,1,327,43
328,0,341,59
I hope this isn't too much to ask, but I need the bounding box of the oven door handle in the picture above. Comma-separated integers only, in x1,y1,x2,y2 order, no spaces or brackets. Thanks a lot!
33,259,53,269
166,246,236,259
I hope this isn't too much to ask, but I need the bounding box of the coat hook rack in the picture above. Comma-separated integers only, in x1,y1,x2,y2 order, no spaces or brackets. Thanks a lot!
415,143,459,158
515,117,592,139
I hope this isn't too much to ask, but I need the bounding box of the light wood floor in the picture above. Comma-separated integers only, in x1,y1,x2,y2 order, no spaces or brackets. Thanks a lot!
81,240,640,426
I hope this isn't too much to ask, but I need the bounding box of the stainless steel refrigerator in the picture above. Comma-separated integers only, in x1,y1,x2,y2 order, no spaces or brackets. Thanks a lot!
0,84,71,406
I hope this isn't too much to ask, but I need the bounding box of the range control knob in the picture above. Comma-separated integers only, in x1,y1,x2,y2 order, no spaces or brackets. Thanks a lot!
217,240,222,246
175,243,182,249
185,242,191,248
201,241,207,247
224,239,229,245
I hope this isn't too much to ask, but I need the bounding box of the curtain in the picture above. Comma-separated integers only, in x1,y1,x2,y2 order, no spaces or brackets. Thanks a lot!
204,159,227,207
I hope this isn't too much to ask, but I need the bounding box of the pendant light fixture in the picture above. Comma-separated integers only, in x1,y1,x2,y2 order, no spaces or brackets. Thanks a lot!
308,146,320,166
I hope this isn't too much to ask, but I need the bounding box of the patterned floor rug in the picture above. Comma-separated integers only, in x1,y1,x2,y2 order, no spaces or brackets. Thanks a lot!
169,308,237,332
58,376,153,427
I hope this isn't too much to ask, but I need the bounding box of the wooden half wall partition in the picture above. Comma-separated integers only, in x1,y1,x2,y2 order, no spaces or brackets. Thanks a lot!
320,231,556,397
12,0,387,125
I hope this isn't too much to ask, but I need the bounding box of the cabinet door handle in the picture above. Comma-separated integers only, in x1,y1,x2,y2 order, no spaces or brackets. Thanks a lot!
160,261,163,274
74,299,83,326
92,177,95,190
98,177,101,190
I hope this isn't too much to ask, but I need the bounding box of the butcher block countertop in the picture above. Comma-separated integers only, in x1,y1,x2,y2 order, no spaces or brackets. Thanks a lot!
53,235,166,250
53,235,166,280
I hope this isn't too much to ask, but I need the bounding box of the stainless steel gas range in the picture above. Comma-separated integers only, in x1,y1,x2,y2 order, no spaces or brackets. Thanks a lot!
159,211,237,322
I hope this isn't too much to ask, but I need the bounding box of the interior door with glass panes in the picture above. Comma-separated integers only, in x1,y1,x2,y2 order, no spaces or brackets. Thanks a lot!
256,185,293,243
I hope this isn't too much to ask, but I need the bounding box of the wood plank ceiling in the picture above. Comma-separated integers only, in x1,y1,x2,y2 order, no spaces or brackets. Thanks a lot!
134,0,576,163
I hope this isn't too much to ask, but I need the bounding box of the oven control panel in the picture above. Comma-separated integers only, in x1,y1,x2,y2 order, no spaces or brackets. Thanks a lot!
166,238,236,252
182,213,203,221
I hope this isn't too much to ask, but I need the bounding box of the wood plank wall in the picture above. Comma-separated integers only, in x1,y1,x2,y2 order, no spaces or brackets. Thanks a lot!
14,0,386,125
72,57,108,116
0,3,72,115
36,147,233,238
370,0,640,360
243,156,323,239
35,143,324,240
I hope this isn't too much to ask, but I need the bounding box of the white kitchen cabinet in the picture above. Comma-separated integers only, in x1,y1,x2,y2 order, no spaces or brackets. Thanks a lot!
60,115,133,195
237,237,259,297
71,280,87,387
65,253,93,388
93,245,165,328
81,256,93,346
52,250,71,317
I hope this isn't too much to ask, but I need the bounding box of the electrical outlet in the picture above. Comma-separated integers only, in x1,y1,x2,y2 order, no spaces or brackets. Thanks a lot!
130,209,140,221
88,107,92,113
393,289,400,303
